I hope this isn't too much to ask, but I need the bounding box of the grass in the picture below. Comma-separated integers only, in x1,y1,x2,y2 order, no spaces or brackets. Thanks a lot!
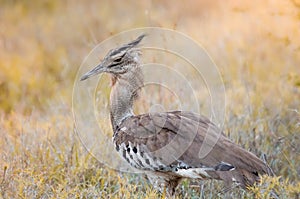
0,0,300,198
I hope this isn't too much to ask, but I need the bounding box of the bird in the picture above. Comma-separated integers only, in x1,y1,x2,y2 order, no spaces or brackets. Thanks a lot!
80,34,273,196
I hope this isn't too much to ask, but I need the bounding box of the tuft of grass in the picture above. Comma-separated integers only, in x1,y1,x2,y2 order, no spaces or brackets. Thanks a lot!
249,175,300,199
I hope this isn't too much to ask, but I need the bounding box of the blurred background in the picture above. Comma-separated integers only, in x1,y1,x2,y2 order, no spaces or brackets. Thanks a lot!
0,0,299,198
1,0,299,113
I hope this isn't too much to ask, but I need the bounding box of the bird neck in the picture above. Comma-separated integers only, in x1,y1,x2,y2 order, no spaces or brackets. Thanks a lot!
110,66,143,132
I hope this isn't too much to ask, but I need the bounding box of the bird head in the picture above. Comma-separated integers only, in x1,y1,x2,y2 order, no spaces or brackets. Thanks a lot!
80,34,145,81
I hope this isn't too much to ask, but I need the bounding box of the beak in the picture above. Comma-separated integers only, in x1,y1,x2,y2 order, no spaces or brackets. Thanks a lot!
80,63,106,81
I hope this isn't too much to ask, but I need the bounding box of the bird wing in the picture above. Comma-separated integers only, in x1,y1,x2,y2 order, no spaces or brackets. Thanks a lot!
114,111,272,186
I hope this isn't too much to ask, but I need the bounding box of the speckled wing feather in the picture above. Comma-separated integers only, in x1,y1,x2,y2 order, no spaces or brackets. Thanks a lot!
113,111,272,187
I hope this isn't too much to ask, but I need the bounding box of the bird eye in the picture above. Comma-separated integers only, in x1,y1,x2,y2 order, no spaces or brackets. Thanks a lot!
114,57,122,63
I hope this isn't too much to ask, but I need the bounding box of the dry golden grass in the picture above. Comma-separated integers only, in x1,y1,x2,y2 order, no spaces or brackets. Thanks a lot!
0,0,299,198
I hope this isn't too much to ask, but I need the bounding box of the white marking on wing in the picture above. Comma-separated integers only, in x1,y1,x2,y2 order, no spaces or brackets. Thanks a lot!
176,168,212,179
139,145,166,170
120,127,127,131
137,145,154,169
221,161,233,167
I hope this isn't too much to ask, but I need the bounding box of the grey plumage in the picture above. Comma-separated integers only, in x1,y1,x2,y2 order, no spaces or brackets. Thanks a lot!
81,35,273,196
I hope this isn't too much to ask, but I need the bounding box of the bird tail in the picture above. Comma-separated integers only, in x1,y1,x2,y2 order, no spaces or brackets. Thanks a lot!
217,148,274,188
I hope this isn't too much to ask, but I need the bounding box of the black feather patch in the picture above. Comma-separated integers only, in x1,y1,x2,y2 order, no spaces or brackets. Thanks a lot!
132,146,137,153
214,162,235,171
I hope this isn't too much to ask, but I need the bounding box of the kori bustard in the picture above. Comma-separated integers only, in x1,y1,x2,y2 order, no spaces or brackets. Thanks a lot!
81,35,272,196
